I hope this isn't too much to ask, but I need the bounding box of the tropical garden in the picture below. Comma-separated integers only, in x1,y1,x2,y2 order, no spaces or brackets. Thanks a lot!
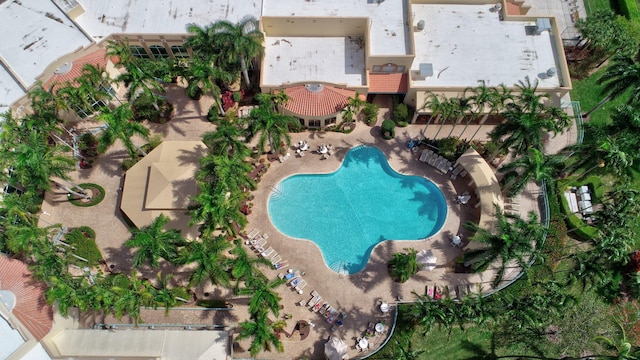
0,4,639,359
375,4,640,359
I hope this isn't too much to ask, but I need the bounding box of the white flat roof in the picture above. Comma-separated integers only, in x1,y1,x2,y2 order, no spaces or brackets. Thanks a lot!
52,329,228,360
262,0,410,55
0,69,25,115
0,0,91,88
74,0,263,38
263,36,365,86
0,317,25,360
411,4,561,88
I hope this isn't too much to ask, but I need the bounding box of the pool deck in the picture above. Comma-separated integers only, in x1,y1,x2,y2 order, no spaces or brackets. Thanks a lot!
38,84,575,359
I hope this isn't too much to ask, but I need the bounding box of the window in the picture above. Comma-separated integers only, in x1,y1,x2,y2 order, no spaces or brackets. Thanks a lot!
309,119,321,128
326,117,337,125
149,45,169,58
299,118,305,127
372,63,405,73
170,45,189,58
130,45,149,59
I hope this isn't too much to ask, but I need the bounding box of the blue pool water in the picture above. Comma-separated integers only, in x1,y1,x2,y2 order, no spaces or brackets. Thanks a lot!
268,145,447,274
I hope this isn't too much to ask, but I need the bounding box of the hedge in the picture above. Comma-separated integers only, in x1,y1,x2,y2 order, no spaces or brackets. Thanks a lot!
617,0,640,20
64,227,103,266
566,214,599,240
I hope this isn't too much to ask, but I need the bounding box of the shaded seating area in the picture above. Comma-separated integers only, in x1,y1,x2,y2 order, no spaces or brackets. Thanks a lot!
454,148,504,233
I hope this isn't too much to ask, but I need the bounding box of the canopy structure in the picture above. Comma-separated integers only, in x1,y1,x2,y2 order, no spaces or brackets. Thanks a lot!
121,141,207,239
417,249,437,271
325,336,348,360
454,148,503,233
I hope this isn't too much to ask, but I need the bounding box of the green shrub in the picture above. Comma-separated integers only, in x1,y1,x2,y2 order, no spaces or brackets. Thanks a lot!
363,102,379,126
617,0,640,20
436,137,459,159
64,227,102,266
566,214,599,240
68,183,105,207
393,103,409,123
122,158,139,171
196,299,228,308
381,119,396,140
232,91,242,102
483,140,499,157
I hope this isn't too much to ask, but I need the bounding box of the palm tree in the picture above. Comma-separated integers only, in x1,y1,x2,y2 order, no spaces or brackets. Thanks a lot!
105,39,134,68
202,121,250,157
95,103,150,157
4,222,49,259
236,308,284,357
176,235,232,287
244,96,298,154
388,248,421,283
150,272,179,315
45,275,89,316
227,240,272,293
185,55,233,114
469,82,512,141
432,95,455,139
28,81,69,121
209,16,264,87
463,206,545,287
125,214,186,268
499,148,563,196
584,53,640,116
0,130,75,194
341,93,364,124
238,275,285,317
421,92,445,137
449,96,472,138
208,153,256,192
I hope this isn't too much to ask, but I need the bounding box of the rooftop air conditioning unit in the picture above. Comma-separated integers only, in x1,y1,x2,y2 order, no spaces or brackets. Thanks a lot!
534,18,552,35
416,20,425,31
419,63,433,79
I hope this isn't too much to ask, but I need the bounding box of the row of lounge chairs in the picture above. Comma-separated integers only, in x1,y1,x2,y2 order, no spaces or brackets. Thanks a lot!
278,270,307,293
419,149,453,174
306,290,345,325
425,284,478,300
245,229,289,270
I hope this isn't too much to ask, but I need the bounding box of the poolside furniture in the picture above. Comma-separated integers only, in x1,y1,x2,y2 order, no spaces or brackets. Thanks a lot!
375,322,385,334
312,301,325,312
270,255,282,265
295,280,307,293
379,302,389,313
290,277,304,287
457,284,468,298
358,337,369,350
246,228,260,240
308,294,322,307
250,236,267,249
260,246,274,258
459,170,468,178
274,260,289,270
450,234,462,247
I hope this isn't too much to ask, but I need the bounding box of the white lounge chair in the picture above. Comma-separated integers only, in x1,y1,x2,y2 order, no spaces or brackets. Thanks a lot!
295,279,308,293
246,228,260,240
270,255,282,265
260,247,274,258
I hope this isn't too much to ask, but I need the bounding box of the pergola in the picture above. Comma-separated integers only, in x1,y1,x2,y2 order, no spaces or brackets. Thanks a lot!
454,148,503,233
120,141,207,239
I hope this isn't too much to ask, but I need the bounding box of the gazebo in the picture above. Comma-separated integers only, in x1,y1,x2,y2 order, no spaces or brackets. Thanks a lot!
120,141,207,239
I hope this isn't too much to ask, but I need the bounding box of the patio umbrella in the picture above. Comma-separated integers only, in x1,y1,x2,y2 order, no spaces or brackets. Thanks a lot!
417,249,437,271
325,336,348,360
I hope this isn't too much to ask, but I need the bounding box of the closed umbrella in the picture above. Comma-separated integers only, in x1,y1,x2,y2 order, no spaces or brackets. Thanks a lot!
417,249,437,271
325,336,348,360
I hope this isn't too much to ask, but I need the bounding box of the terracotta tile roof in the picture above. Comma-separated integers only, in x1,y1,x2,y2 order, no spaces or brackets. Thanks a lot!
0,255,53,341
368,73,408,93
281,85,355,117
505,2,521,16
43,47,107,91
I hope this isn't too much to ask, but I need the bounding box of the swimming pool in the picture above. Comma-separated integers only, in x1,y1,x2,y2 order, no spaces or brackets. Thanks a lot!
268,145,447,274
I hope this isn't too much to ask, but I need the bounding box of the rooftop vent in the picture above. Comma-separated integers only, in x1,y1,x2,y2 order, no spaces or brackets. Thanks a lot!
305,83,324,93
416,20,425,31
546,67,557,77
54,62,73,74
419,63,433,79
534,18,552,35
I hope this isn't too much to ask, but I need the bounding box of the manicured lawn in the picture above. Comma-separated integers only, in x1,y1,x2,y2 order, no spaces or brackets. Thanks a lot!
570,66,630,126
583,0,615,15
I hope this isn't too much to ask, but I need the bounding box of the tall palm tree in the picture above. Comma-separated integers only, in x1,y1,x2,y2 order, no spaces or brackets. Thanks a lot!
105,39,134,68
236,308,284,357
45,274,89,316
202,121,250,157
176,235,232,287
227,240,272,293
433,95,455,139
185,55,233,114
449,96,472,138
421,92,445,137
95,103,150,158
238,275,285,317
469,82,512,141
0,130,75,194
584,53,640,116
209,16,264,87
125,214,186,268
28,81,69,122
463,206,545,287
244,97,298,154
499,148,563,196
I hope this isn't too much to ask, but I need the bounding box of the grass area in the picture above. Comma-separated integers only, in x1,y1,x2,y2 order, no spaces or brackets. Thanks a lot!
570,66,630,126
583,0,616,15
